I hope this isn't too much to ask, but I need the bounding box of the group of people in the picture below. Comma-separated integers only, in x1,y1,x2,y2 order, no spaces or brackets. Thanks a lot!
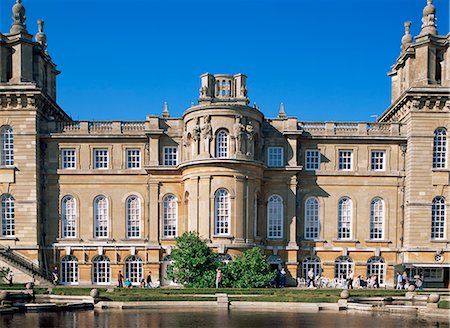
396,271,423,290
272,267,287,288
117,271,160,289
304,269,380,289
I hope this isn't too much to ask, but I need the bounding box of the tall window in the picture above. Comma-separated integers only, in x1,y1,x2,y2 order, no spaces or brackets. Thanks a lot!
61,148,76,169
338,150,353,171
1,194,14,237
215,189,230,235
433,128,447,169
62,196,77,238
305,150,320,170
268,147,283,167
371,150,385,171
431,196,446,240
367,256,386,285
302,256,322,278
267,195,283,238
216,130,229,158
60,255,78,285
304,197,320,240
163,194,177,238
338,197,352,240
335,256,354,279
1,126,13,166
370,198,384,240
126,196,141,238
94,149,109,169
163,147,178,166
94,196,108,238
127,149,141,169
92,255,110,285
125,255,143,285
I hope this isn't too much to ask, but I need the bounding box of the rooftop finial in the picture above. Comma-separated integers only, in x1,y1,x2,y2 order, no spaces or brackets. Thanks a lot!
162,102,170,118
401,21,413,52
35,20,48,53
10,0,27,34
420,0,437,36
278,102,286,118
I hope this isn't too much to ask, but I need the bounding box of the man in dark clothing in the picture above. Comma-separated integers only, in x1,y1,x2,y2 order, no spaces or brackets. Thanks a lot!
146,271,152,288
117,270,124,288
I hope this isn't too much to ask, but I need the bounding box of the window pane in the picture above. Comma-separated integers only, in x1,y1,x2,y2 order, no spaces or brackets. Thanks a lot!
1,127,13,166
1,194,14,237
268,195,283,238
127,196,141,238
338,198,352,239
370,198,384,240
163,147,178,166
215,189,230,235
163,195,177,237
127,149,141,168
305,197,319,239
371,151,385,171
338,150,352,171
268,147,283,167
305,150,320,170
433,129,447,169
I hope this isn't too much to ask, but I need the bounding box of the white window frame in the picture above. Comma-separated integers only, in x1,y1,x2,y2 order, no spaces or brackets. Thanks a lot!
334,256,354,279
338,149,353,171
304,197,320,240
1,126,13,167
126,149,141,169
62,196,77,239
216,130,229,158
370,198,384,240
370,150,385,171
124,255,143,286
92,255,110,285
302,256,322,278
1,194,14,237
267,195,283,239
268,147,284,167
126,196,141,239
94,149,109,169
94,196,109,239
215,188,230,235
61,148,76,169
305,149,320,171
60,255,79,285
433,128,447,169
367,256,386,285
338,197,352,240
162,194,177,238
163,146,178,166
431,196,446,240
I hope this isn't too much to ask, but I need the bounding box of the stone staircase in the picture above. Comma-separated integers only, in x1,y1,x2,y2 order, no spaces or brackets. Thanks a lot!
0,247,53,286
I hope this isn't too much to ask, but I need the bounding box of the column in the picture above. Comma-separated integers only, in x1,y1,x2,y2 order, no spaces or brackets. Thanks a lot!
198,176,211,239
148,179,160,245
286,175,299,284
234,175,245,244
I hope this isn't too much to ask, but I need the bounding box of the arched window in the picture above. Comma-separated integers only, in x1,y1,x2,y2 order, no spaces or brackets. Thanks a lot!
92,255,110,285
124,255,143,285
1,126,13,166
215,189,230,235
370,198,384,240
433,128,447,169
94,196,108,238
302,256,322,278
267,195,283,239
432,196,446,240
163,194,177,238
367,256,386,285
126,196,141,238
60,255,78,285
62,196,76,239
338,197,352,240
334,256,354,279
1,194,14,237
304,197,320,240
216,130,229,158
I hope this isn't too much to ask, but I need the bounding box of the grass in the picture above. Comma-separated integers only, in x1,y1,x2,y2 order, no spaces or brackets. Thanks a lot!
438,300,449,309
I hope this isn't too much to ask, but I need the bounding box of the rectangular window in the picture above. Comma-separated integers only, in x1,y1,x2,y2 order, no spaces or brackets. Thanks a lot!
94,149,109,169
305,150,320,171
61,148,76,169
371,150,385,171
163,147,178,166
127,149,141,169
268,147,283,167
338,150,353,171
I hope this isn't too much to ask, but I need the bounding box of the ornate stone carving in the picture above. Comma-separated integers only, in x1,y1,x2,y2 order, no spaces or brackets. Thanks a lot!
420,0,437,35
11,0,27,34
234,115,245,155
245,120,255,157
201,115,212,156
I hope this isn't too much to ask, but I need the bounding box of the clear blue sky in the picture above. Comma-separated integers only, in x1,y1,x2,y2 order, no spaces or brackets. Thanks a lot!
1,0,449,122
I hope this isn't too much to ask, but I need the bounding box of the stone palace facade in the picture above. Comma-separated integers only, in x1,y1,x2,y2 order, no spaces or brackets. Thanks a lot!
0,0,448,287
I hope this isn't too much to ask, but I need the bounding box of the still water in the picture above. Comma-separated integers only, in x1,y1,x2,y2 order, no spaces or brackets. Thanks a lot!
1,308,448,328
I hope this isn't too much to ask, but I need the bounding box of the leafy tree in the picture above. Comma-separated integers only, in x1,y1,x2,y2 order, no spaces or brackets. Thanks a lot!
227,247,276,288
166,231,216,288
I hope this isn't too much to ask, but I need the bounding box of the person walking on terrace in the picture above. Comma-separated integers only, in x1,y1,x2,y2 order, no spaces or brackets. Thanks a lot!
7,269,14,286
307,268,315,288
117,270,124,288
215,269,222,289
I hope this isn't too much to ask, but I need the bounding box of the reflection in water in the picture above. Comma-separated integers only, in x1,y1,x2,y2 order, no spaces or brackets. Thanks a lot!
0,308,448,328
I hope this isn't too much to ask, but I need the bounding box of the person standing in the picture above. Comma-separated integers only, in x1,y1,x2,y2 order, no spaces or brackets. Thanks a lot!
396,272,403,289
402,271,407,289
52,266,59,285
146,271,152,288
280,267,286,288
215,269,222,289
7,270,14,286
307,268,315,287
117,270,124,288
348,270,354,289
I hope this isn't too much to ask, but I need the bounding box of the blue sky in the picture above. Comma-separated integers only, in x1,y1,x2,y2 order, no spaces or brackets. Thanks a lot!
1,0,449,122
